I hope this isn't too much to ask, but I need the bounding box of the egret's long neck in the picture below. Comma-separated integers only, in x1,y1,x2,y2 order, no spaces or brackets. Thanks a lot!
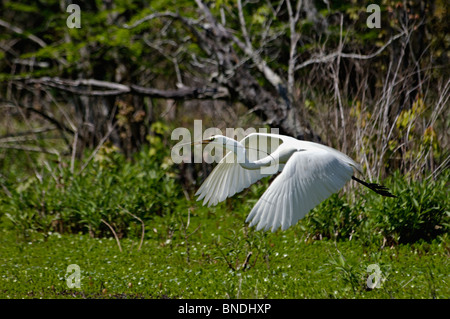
223,138,275,170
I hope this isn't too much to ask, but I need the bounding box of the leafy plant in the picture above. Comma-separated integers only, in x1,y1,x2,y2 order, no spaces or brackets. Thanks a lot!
1,142,182,239
369,171,449,245
298,170,449,246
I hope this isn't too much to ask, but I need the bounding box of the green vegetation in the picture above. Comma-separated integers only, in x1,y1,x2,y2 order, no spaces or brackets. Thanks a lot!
0,144,179,239
0,227,448,299
0,0,448,299
0,147,448,299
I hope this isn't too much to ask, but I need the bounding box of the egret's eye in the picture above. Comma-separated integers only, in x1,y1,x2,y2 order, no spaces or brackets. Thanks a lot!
209,136,215,141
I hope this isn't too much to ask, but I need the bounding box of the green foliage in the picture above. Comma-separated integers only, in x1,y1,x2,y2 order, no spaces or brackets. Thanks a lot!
1,139,448,246
300,170,449,246
0,223,448,298
299,194,363,241
324,249,365,295
0,143,448,299
1,143,180,239
370,171,449,245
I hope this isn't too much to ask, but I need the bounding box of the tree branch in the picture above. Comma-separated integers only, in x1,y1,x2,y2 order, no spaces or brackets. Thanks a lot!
0,18,68,66
0,18,47,48
122,11,211,55
0,98,76,137
0,143,60,155
12,77,229,100
23,77,131,96
286,0,303,96
295,31,407,71
120,5,315,139
237,0,252,50
130,84,229,99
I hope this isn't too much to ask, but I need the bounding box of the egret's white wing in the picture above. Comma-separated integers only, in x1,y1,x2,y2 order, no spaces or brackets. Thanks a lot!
245,149,355,232
195,134,284,207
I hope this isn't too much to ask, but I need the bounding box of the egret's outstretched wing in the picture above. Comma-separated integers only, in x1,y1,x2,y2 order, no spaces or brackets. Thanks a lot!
245,149,355,232
195,134,285,207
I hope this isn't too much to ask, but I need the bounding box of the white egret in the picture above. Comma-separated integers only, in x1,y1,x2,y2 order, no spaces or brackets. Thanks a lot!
194,133,395,232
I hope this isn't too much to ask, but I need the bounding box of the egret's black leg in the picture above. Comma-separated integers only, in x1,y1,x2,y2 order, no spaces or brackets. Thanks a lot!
351,176,397,198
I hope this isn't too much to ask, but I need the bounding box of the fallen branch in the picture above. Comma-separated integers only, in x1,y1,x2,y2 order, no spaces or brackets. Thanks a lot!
119,205,145,251
240,251,253,271
0,143,60,155
0,126,57,140
23,77,130,96
130,84,229,99
12,77,230,99
0,99,76,137
0,18,47,48
78,122,118,174
180,208,201,264
100,219,123,253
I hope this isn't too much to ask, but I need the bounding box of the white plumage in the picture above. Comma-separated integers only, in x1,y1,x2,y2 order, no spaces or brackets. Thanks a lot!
195,133,372,232
246,149,354,231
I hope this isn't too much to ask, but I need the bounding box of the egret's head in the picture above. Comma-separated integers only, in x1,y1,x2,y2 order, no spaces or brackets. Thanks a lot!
174,135,233,150
190,135,238,149
203,135,228,146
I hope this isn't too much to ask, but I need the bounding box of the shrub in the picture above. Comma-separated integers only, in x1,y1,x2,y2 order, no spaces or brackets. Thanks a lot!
0,144,181,238
299,170,449,245
368,171,449,245
299,193,364,241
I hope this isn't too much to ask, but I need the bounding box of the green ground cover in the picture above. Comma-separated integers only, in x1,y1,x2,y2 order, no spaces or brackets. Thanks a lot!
0,147,448,299
0,205,448,299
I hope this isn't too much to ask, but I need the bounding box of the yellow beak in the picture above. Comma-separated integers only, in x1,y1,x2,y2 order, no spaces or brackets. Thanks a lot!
191,139,212,145
174,140,211,148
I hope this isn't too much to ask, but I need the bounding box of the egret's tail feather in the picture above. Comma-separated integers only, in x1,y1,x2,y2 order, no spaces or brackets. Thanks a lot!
351,176,396,198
